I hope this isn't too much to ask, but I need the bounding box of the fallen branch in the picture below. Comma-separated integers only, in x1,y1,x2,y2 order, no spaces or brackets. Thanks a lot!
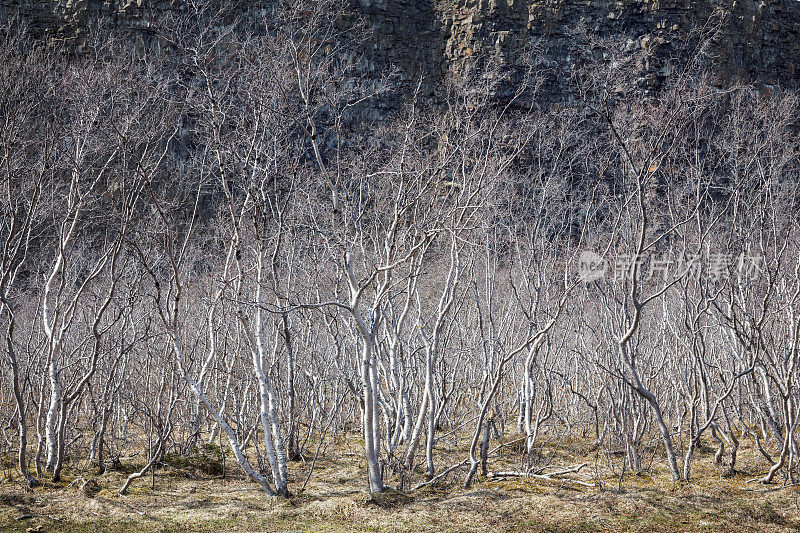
743,483,800,493
412,459,469,491
488,463,596,487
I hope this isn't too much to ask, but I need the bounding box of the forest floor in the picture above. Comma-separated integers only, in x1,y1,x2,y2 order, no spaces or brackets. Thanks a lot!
1,434,799,532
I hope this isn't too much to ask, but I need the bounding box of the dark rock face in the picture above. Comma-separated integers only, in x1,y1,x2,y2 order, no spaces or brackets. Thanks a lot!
445,0,799,87
3,0,799,93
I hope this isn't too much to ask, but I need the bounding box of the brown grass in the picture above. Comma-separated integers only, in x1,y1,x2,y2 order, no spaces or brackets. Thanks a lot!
1,434,799,532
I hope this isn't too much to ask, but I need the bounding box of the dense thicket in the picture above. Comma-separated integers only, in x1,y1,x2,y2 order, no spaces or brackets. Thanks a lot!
2,2,799,496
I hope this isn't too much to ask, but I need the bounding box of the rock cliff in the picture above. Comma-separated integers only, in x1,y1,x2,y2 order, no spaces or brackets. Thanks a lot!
3,0,799,94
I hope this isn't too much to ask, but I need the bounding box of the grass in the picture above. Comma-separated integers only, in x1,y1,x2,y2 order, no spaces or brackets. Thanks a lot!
162,443,226,479
1,435,799,532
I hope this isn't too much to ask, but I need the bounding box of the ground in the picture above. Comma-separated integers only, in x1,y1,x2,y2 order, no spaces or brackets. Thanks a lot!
1,435,799,532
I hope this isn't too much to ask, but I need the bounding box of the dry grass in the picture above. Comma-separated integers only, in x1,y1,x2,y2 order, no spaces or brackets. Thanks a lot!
1,434,799,532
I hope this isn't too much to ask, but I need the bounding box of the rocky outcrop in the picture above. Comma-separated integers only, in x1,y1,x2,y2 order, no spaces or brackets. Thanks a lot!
365,0,799,93
435,0,800,90
3,0,799,94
